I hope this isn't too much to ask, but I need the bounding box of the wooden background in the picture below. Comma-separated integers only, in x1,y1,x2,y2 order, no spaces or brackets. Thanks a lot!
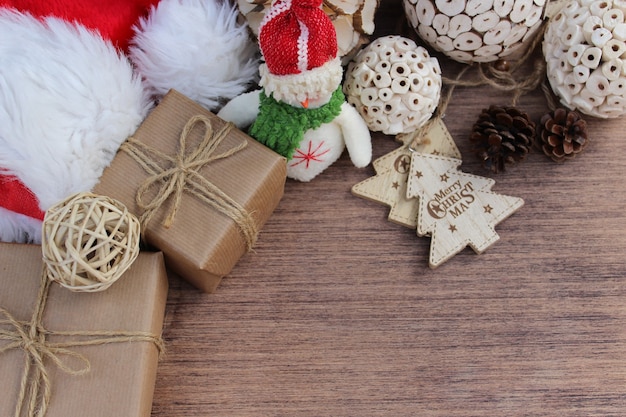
151,1,626,415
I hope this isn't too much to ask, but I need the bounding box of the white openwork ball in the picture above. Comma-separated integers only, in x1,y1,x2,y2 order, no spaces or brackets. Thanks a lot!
343,35,442,135
543,0,626,118
403,0,546,63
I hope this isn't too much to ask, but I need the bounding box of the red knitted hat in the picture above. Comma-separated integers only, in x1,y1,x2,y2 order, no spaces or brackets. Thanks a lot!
258,0,337,76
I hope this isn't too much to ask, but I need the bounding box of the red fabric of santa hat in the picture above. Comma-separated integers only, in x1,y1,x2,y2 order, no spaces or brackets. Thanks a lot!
0,0,159,51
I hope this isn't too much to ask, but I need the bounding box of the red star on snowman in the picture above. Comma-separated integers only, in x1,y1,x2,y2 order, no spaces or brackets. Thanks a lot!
291,140,331,169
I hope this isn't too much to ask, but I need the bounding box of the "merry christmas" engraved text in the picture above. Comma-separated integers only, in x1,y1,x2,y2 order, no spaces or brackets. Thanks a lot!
427,180,475,219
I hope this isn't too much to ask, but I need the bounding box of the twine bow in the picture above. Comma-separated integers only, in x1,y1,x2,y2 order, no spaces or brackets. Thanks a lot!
121,115,258,251
0,273,164,417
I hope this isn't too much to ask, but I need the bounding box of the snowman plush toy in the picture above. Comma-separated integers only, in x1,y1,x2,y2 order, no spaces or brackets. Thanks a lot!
218,0,372,182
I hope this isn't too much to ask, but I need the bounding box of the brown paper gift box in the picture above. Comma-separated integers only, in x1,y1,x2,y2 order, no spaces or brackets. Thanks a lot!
94,89,287,293
0,243,168,417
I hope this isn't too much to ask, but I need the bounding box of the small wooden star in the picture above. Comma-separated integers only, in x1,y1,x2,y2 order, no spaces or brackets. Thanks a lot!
398,157,411,172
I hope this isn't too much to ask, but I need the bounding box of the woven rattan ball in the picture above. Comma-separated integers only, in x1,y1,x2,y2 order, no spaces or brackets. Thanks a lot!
403,0,546,63
543,0,626,118
41,192,141,292
343,35,442,135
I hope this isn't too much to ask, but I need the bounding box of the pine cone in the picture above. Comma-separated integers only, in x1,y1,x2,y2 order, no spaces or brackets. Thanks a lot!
538,108,588,162
469,105,535,173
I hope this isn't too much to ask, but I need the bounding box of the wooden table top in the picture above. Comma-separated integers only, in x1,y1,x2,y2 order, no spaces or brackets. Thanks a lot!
151,2,626,416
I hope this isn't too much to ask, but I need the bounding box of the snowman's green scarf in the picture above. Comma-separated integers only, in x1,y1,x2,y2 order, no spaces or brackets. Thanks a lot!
249,87,345,159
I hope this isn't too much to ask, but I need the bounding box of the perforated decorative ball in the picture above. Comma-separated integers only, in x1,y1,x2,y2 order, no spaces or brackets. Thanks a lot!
343,35,442,135
403,0,546,63
41,192,141,292
543,0,626,118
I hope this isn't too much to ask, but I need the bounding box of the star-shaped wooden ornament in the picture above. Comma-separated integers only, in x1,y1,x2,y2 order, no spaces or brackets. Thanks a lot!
351,118,461,228
407,152,524,268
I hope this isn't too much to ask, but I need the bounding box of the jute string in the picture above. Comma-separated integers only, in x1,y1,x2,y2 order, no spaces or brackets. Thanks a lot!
0,271,165,417
400,64,472,150
441,22,548,106
400,21,549,150
541,79,560,112
120,115,258,251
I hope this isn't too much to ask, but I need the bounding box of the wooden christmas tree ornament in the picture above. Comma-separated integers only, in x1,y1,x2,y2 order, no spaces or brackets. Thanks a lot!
41,192,141,292
352,118,461,228
406,152,524,267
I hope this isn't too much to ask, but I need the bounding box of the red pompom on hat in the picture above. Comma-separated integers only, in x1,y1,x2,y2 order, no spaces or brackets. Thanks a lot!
259,0,337,76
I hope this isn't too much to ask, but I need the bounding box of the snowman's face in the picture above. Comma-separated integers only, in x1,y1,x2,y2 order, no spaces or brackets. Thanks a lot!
280,87,336,109
259,58,343,109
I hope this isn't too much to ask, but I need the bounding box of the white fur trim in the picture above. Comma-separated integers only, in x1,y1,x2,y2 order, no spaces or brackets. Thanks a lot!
259,57,343,104
130,0,260,111
0,207,42,243
0,10,151,243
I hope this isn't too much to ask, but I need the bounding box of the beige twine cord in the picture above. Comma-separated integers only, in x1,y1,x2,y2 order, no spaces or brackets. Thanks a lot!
442,21,548,105
0,273,165,417
120,115,258,251
41,192,141,292
399,64,473,150
399,21,549,150
541,78,560,112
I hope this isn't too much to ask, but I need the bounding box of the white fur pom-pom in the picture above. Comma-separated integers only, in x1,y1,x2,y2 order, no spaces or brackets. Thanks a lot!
130,0,260,111
0,10,152,243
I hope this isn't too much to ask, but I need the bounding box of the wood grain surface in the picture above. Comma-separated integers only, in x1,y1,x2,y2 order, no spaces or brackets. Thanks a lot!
151,2,626,415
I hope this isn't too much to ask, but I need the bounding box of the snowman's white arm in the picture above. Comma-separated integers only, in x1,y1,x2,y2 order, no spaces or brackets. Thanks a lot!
336,103,372,168
217,90,261,129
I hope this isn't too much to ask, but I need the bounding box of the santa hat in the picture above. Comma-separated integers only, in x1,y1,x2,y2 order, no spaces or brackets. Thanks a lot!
257,0,343,103
0,1,151,243
0,10,151,243
0,1,260,243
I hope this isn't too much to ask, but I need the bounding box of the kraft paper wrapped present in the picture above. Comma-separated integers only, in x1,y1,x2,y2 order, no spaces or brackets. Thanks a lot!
0,243,168,417
94,89,287,293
